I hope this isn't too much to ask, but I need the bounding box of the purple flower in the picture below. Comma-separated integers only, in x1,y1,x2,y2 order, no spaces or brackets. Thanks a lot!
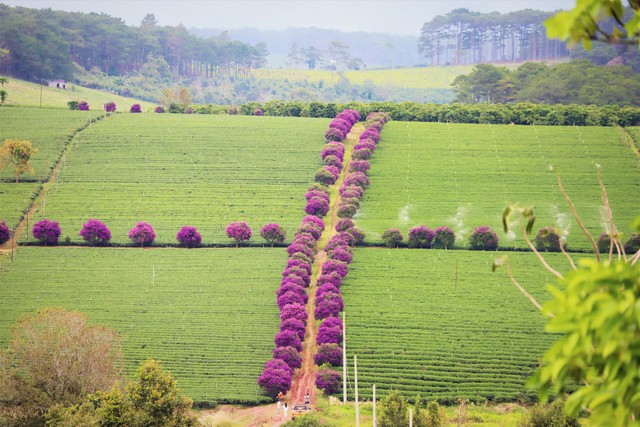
280,318,307,341
282,266,311,286
318,292,344,311
347,227,365,245
360,128,380,143
277,282,306,298
254,108,264,116
282,275,307,288
315,295,344,320
291,232,319,248
408,225,435,249
339,184,364,199
314,168,337,186
280,303,308,324
260,223,286,245
305,197,330,217
130,103,142,113
305,189,330,202
315,369,341,395
128,221,156,246
176,225,202,248
273,346,302,370
333,231,356,247
322,316,343,331
286,243,315,259
301,215,325,231
314,343,342,366
226,221,252,245
32,219,61,245
316,322,343,343
0,221,10,245
275,330,302,352
329,118,352,135
321,143,345,161
79,219,111,245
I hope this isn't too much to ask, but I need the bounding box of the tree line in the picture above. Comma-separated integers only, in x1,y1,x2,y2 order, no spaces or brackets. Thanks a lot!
0,4,267,82
418,8,570,66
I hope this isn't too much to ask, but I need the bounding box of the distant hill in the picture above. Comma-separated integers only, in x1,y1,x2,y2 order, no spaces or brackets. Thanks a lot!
189,27,423,69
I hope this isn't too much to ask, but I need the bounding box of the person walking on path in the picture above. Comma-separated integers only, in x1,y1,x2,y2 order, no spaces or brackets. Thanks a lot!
283,402,289,420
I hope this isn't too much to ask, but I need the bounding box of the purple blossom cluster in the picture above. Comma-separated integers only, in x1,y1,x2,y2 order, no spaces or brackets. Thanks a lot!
258,358,293,399
32,219,61,245
104,102,116,112
0,221,10,245
408,225,435,248
315,368,341,395
130,103,142,113
324,110,359,143
260,223,286,245
176,225,202,248
225,221,252,245
78,101,89,111
128,221,156,246
469,225,499,250
79,219,111,245
254,108,264,116
154,106,165,113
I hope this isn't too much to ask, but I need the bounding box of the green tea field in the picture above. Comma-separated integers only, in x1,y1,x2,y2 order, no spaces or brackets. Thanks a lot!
0,247,283,404
341,248,566,402
0,108,93,229
355,122,640,250
27,114,327,244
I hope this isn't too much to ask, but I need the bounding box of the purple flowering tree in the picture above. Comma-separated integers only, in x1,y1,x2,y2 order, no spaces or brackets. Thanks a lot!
316,283,340,299
258,359,293,398
315,297,343,320
280,303,308,324
360,128,380,143
277,291,307,310
78,101,89,111
286,259,311,275
534,227,563,252
321,260,348,278
314,169,337,186
301,215,325,231
260,223,286,246
274,330,302,352
324,165,341,180
315,369,341,395
273,346,302,370
176,225,202,248
32,219,61,245
337,203,357,219
433,226,455,249
314,343,342,366
104,102,116,112
347,227,365,245
280,318,307,341
354,139,376,151
327,247,353,264
469,226,499,250
305,197,330,217
320,143,345,161
382,228,403,248
352,148,373,161
335,218,354,232
408,226,435,249
0,221,10,245
323,155,343,170
226,221,252,246
349,160,371,174
325,127,346,142
128,221,156,246
254,108,264,116
297,223,323,240
130,104,142,113
154,106,165,113
286,243,315,259
344,172,370,188
79,219,111,246
305,189,330,202
316,273,343,288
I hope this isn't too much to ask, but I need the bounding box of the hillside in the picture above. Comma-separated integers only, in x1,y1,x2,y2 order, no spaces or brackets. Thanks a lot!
0,76,155,110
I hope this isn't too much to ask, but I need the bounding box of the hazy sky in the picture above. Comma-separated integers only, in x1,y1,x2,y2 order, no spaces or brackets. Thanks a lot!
3,0,577,36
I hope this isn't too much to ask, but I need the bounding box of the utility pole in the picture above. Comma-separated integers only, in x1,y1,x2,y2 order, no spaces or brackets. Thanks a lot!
372,384,377,427
354,354,359,427
343,311,347,403
39,81,43,108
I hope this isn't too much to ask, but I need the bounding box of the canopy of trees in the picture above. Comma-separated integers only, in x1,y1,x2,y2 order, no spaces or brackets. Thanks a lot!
0,5,267,82
419,8,569,66
452,60,640,106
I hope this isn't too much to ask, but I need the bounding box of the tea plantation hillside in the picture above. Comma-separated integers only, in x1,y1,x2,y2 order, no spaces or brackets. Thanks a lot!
0,108,93,229
26,113,327,244
354,122,640,250
0,247,283,404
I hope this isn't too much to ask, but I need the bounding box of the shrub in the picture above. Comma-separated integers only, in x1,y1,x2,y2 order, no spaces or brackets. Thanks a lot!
282,275,307,288
78,101,89,111
519,399,580,427
258,360,292,398
352,148,373,160
323,154,343,170
314,168,336,186
382,228,403,247
130,103,142,113
469,226,499,250
343,172,369,188
104,102,116,112
225,221,252,245
314,343,342,366
280,318,306,341
274,330,302,352
315,369,341,395
378,390,408,427
32,219,61,245
0,221,10,244
305,197,330,217
176,225,202,248
337,203,357,218
154,106,165,113
318,291,344,311
335,218,354,232
273,346,302,370
260,223,286,245
597,232,613,254
277,281,306,298
408,226,435,248
280,303,308,324
534,227,563,252
228,106,238,115
253,108,264,116
329,118,352,134
325,127,345,142
624,233,640,254
321,260,348,278
349,160,371,174
347,227,366,245
79,219,111,245
127,221,156,246
67,100,78,110
433,226,455,249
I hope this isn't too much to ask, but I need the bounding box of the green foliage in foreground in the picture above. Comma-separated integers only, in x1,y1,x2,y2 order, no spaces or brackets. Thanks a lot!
341,249,567,403
0,247,284,404
0,107,93,229
29,114,325,244
355,122,640,250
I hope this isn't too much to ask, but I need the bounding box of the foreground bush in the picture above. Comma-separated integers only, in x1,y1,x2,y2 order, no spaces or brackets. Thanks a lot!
519,399,580,427
469,226,499,250
79,219,111,245
624,233,640,254
32,219,61,245
128,221,156,246
176,226,202,248
382,228,403,247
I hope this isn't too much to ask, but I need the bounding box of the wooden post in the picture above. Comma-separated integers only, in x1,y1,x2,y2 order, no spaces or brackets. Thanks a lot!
354,354,359,427
343,311,347,403
372,384,376,427
409,408,413,427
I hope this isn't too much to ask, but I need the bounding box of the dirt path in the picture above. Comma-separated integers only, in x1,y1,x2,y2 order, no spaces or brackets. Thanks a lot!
288,123,364,407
